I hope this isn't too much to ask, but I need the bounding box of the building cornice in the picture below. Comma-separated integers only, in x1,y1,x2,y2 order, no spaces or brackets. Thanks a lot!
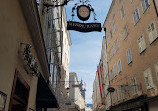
103,0,116,28
19,0,49,79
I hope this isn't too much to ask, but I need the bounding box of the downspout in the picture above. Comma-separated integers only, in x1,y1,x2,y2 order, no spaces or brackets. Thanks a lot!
153,0,158,18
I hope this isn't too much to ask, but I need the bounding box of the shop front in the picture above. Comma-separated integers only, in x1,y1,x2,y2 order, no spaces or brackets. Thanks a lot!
110,95,148,111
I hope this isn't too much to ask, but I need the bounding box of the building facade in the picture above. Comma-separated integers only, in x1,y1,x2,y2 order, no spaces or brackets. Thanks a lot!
101,36,112,110
0,0,71,111
103,0,158,111
69,73,85,111
0,0,59,110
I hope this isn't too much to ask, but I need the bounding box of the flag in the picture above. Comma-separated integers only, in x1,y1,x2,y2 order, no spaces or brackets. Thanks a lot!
84,82,86,87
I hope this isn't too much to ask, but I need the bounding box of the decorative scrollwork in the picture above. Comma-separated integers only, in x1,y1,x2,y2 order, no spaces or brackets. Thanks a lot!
19,43,40,77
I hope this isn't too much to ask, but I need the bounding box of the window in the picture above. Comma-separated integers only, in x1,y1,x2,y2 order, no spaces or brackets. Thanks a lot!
137,34,146,53
113,65,117,77
118,60,122,73
120,7,125,19
141,0,149,12
107,37,110,45
147,21,158,44
131,77,138,95
127,48,132,64
110,31,112,39
111,46,114,56
115,40,118,51
113,23,116,33
133,8,140,24
155,62,158,82
122,24,128,40
144,68,154,90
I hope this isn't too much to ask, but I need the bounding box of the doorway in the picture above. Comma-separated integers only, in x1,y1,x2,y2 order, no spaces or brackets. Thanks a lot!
9,70,30,111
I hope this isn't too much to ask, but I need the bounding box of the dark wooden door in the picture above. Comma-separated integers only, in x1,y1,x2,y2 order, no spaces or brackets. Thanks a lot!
9,70,30,111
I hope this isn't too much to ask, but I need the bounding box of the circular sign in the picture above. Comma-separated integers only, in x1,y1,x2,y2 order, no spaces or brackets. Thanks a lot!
107,87,115,92
77,5,91,21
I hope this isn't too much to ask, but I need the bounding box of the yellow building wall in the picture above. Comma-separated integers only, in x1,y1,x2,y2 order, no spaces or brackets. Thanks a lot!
0,0,44,110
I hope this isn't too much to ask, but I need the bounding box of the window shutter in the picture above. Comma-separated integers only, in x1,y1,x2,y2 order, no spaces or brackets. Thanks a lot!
144,68,154,89
151,22,157,40
138,37,142,52
148,69,154,88
141,0,146,12
138,35,146,53
141,35,146,51
148,25,153,43
144,69,150,89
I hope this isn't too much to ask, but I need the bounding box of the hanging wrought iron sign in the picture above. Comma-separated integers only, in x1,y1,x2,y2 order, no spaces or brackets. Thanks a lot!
67,0,102,32
77,5,91,21
67,21,101,32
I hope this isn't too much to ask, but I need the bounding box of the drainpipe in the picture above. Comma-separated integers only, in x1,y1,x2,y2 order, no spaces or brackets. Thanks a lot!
153,0,158,18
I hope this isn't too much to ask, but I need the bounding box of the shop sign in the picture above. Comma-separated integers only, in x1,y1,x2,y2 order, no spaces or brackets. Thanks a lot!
67,21,102,32
77,5,91,21
72,84,82,88
65,102,71,105
67,0,102,32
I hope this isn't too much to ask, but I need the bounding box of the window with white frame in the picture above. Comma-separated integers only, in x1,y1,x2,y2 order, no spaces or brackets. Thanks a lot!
115,40,118,51
112,46,114,56
155,62,158,82
133,8,140,24
147,21,158,44
120,6,125,19
118,60,122,73
131,77,138,95
113,65,117,77
113,23,116,33
141,0,149,12
122,24,128,40
144,68,154,90
137,34,146,53
127,48,132,64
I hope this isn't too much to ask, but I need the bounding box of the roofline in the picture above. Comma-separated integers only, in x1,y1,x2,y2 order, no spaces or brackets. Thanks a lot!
103,0,115,28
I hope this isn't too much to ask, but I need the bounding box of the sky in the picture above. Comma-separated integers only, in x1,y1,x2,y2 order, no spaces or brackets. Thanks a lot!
65,0,112,104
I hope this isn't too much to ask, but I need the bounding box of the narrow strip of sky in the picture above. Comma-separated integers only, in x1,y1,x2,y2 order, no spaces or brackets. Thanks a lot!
65,0,112,104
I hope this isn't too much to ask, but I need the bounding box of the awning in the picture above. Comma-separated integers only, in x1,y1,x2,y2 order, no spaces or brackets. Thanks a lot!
36,75,58,108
